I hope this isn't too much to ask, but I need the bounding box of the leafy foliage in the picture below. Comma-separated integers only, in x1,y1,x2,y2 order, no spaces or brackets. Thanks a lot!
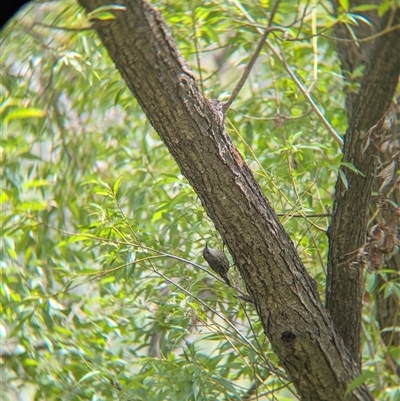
1,1,398,400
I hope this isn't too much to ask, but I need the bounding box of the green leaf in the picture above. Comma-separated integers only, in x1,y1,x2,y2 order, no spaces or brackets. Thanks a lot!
100,276,115,285
4,107,47,123
87,4,127,21
76,370,101,384
351,5,378,12
345,370,378,395
338,0,349,11
365,272,378,293
338,169,349,189
113,176,123,196
23,358,38,367
377,1,391,16
22,179,52,189
340,162,365,177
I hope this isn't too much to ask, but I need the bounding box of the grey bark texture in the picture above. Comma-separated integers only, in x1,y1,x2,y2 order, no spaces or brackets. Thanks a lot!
75,0,398,399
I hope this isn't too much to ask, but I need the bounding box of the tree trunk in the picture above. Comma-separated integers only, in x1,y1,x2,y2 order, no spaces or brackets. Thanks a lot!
327,1,400,366
77,0,381,399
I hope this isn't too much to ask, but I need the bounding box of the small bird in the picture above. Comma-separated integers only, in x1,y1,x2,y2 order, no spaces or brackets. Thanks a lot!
203,243,231,286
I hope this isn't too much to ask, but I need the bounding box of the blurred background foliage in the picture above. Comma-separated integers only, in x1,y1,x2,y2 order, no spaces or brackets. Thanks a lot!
1,0,398,400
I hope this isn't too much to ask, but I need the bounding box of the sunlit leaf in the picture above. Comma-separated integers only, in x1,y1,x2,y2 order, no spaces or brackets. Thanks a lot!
87,4,127,21
345,371,378,395
4,107,47,123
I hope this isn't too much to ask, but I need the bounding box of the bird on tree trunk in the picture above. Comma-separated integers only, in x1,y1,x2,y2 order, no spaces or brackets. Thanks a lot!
203,244,231,286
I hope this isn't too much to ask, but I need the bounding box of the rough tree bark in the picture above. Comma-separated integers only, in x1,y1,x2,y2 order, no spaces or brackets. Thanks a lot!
77,0,400,399
327,0,400,367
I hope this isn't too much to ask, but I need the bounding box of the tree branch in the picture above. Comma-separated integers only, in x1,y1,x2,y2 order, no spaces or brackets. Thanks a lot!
222,26,285,113
327,3,400,365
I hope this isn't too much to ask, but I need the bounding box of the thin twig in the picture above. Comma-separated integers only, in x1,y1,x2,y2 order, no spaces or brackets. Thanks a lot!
191,7,204,93
222,26,286,113
32,22,94,32
231,0,343,147
276,213,331,218
268,40,344,146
